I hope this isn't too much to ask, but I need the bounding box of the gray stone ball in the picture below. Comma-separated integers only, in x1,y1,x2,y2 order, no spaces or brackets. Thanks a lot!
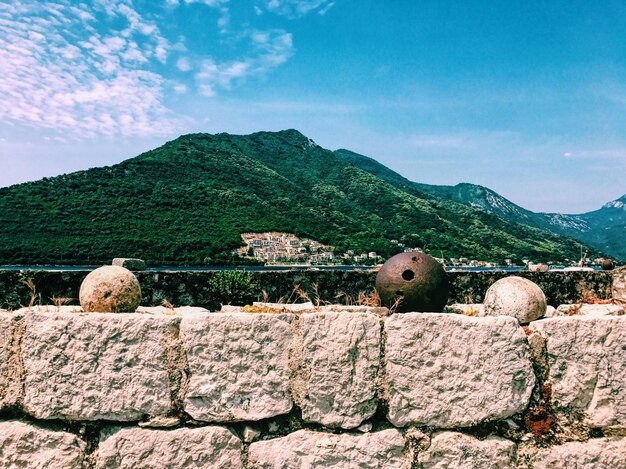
483,276,546,323
79,266,141,313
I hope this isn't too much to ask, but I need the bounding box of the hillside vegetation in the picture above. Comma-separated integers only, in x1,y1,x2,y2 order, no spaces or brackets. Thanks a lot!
335,149,624,260
0,130,599,265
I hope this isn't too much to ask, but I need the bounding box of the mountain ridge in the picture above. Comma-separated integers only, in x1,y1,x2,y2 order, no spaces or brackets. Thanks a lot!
335,149,624,260
0,130,609,265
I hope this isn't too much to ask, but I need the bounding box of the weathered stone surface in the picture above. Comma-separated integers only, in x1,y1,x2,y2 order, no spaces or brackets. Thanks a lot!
112,257,147,270
0,420,85,468
0,314,19,408
530,316,626,428
181,312,293,421
526,437,626,468
253,301,315,312
419,432,516,468
79,265,141,313
483,276,547,323
320,305,390,317
297,312,380,429
384,313,534,428
95,425,243,469
555,303,625,316
22,312,176,420
136,305,210,315
248,429,408,468
613,266,626,301
14,305,83,314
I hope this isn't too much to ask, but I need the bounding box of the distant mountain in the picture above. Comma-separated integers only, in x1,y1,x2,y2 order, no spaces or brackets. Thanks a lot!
335,149,625,260
0,130,602,265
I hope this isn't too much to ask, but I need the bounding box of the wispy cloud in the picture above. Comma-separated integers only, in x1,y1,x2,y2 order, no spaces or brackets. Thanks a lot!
261,0,336,18
195,30,293,96
565,149,626,160
0,1,303,139
0,1,182,138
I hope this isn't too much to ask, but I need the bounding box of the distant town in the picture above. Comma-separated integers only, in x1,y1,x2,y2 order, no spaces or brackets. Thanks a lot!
236,232,383,265
236,232,612,268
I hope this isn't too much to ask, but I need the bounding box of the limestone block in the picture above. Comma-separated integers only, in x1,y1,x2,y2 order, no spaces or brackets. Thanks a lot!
384,313,535,428
248,429,408,468
136,306,210,315
22,312,176,420
14,305,83,314
298,312,380,429
112,257,147,270
253,301,315,312
0,314,18,408
0,420,85,468
530,316,626,428
95,425,244,469
528,437,626,468
418,432,516,468
555,303,624,317
181,312,293,421
613,266,626,301
320,305,390,317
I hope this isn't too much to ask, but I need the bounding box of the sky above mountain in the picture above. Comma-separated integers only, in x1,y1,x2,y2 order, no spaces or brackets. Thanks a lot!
1,0,625,213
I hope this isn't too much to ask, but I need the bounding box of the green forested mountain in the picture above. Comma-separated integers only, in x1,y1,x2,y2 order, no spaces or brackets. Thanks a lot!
0,130,601,265
335,149,624,260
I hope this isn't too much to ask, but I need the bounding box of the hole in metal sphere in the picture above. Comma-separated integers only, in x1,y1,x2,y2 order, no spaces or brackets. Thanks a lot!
402,270,415,281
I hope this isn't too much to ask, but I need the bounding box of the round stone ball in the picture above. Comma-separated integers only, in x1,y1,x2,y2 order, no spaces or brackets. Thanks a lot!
375,252,449,313
483,276,546,323
79,266,141,313
602,259,615,271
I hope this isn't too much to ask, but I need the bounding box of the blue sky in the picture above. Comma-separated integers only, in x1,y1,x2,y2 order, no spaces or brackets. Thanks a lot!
1,0,625,213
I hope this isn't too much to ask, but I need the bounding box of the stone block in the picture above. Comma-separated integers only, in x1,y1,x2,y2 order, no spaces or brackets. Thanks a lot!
0,420,85,468
0,313,20,408
22,312,177,420
181,312,293,421
418,432,516,468
527,437,626,468
248,429,408,468
555,303,624,317
384,313,535,428
95,425,244,469
530,316,626,428
613,266,626,301
112,258,146,270
320,305,390,317
297,312,380,429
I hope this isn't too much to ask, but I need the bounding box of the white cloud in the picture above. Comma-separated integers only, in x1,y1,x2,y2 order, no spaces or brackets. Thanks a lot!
195,30,293,95
176,57,192,72
0,1,182,138
261,0,335,18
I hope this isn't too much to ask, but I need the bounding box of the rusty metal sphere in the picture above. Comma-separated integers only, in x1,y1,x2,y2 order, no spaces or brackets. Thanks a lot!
602,259,615,271
375,252,449,313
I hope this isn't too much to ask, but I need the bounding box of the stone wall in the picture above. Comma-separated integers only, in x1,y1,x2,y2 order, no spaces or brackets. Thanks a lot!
0,269,616,311
0,308,625,467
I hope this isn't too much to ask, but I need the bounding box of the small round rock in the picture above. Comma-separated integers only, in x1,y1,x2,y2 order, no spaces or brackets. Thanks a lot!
483,276,546,323
79,266,141,313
